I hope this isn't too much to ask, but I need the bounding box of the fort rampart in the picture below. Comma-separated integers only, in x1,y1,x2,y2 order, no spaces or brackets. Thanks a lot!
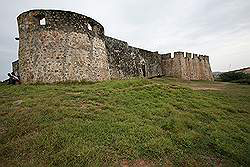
15,10,213,83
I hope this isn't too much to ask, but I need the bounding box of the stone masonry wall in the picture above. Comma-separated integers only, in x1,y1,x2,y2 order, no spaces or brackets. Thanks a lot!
105,36,162,79
161,52,214,81
12,60,20,77
16,9,213,83
17,10,110,83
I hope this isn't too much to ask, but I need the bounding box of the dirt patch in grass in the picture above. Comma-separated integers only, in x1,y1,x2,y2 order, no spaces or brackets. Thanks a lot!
191,87,222,91
120,159,155,167
180,81,227,91
153,77,230,91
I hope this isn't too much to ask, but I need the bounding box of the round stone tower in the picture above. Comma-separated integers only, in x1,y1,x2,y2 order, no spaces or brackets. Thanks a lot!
17,9,110,83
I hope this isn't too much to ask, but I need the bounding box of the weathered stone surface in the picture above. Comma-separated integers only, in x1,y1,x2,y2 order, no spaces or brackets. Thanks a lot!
16,9,213,84
161,52,214,81
12,60,19,76
17,9,109,83
105,36,162,79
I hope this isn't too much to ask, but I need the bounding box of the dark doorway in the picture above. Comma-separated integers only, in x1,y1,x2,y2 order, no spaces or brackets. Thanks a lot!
142,65,146,77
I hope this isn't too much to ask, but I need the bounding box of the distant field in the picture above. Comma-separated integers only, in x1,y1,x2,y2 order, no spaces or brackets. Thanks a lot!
0,78,249,166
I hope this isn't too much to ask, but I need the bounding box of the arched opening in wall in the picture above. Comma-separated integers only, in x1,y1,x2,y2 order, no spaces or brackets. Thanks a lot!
142,65,146,77
87,23,92,31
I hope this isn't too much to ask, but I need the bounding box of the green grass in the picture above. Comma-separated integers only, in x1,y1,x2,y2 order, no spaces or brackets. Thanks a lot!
0,78,249,166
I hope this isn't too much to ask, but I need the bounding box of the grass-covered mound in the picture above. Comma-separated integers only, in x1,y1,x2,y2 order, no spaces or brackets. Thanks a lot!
0,79,249,166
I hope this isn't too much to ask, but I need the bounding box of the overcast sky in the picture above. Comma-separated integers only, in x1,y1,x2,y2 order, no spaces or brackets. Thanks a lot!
0,0,250,80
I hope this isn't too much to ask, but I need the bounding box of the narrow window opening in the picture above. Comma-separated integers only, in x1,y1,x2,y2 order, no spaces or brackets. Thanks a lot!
87,23,92,31
142,65,146,77
40,18,46,25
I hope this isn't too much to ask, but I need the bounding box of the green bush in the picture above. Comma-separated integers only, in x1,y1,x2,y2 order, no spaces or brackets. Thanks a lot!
219,71,250,83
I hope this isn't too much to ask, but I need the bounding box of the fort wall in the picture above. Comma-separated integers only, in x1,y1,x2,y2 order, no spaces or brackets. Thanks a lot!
17,10,110,83
105,36,162,79
161,52,213,81
12,60,19,77
16,9,213,83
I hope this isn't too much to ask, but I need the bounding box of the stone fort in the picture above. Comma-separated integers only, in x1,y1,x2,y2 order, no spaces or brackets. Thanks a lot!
15,9,213,84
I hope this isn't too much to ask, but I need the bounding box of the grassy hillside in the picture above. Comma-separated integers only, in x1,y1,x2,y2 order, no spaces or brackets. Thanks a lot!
0,78,249,166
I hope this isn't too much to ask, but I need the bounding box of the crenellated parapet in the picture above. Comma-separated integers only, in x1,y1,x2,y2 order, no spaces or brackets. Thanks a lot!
161,52,213,81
